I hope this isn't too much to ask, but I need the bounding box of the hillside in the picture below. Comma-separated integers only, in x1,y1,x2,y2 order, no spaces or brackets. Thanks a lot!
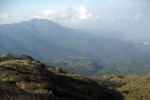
92,74,150,100
0,54,122,100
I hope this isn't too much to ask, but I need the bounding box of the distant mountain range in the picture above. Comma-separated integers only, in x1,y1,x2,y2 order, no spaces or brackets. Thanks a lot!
0,18,150,76
0,18,138,59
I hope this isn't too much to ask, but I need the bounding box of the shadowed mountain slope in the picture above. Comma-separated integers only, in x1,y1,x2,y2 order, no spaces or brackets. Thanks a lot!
0,54,123,100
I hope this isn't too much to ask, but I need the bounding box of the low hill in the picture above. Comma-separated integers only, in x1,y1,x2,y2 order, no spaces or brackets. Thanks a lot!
0,54,122,100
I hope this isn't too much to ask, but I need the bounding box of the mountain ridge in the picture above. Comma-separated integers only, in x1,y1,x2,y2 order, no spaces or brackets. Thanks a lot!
0,18,138,58
1,18,150,76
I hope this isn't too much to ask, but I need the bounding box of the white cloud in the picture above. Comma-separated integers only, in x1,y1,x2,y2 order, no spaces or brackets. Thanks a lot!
0,13,9,24
117,15,131,19
0,12,32,24
76,6,92,20
67,5,93,24
33,5,92,24
111,19,115,22
0,6,93,25
0,13,8,20
43,10,55,16
135,14,143,22
33,10,56,20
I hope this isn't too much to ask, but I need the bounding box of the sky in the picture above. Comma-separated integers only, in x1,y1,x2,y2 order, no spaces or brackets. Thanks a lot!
0,0,150,42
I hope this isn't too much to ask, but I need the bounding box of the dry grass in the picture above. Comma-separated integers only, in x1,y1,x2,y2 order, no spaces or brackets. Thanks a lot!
0,58,123,100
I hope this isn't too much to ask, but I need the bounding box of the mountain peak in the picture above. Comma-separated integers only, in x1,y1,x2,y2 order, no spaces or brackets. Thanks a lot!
28,18,61,27
30,18,51,22
30,18,55,24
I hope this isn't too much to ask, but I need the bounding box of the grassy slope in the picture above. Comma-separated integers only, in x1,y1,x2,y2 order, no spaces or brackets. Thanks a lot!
92,74,150,100
0,55,122,100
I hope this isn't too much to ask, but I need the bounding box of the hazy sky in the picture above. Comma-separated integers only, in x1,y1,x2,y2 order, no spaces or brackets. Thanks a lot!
0,0,150,41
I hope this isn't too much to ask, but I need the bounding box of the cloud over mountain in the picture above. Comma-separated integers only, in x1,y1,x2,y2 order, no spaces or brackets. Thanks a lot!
34,5,92,24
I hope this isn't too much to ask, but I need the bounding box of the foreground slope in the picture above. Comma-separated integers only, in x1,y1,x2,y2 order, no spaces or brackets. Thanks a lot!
0,54,122,100
93,74,150,100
